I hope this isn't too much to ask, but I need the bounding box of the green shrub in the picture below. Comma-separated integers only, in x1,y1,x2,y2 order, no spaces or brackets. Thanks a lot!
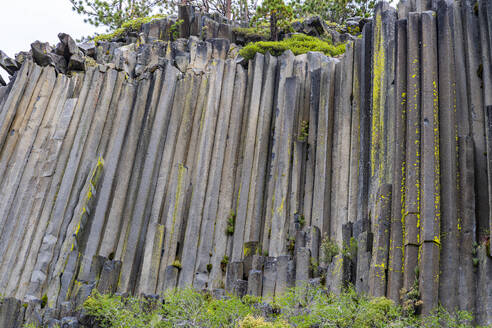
226,212,236,235
239,34,346,61
238,315,289,328
82,285,478,328
320,235,340,263
40,294,48,309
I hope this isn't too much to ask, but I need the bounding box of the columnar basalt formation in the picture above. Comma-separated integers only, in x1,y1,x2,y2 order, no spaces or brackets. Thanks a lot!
0,0,491,326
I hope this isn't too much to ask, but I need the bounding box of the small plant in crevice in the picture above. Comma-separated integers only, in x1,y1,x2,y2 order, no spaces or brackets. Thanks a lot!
286,236,296,254
172,260,182,270
320,234,340,264
41,293,48,309
294,213,305,228
221,255,229,273
297,120,309,142
169,19,184,41
244,245,252,257
400,266,422,316
207,263,213,273
310,257,319,275
226,211,236,235
472,241,479,267
341,237,358,261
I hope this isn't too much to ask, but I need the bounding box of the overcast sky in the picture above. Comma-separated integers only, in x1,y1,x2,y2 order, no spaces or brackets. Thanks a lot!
0,0,104,81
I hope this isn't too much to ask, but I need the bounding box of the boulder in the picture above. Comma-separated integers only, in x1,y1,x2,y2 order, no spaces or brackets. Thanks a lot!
68,52,85,71
61,316,79,328
0,50,19,75
78,40,96,57
15,51,31,65
303,16,330,36
56,33,79,60
31,41,67,73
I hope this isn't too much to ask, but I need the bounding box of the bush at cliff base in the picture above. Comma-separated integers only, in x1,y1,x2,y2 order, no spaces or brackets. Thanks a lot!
79,284,482,328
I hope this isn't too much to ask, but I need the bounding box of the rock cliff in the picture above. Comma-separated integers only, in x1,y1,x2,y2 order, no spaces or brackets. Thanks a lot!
0,0,491,326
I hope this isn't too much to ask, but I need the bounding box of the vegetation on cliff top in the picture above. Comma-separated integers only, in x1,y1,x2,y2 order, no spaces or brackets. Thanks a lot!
239,34,346,61
77,285,480,328
93,14,167,42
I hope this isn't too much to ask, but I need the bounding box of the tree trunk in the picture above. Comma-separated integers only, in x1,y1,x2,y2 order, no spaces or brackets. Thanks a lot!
226,0,232,20
270,12,278,41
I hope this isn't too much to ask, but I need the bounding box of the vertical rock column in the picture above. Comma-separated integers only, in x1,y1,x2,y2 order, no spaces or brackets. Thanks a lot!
347,39,362,231
461,0,488,257
262,51,294,251
302,52,326,227
369,184,392,297
436,0,459,311
98,72,157,259
179,59,224,287
368,3,397,224
331,42,354,243
0,60,32,150
195,59,236,289
457,136,477,313
4,73,83,299
233,54,264,262
479,0,492,245
269,77,299,256
208,65,247,289
418,10,440,315
403,12,421,291
0,72,69,301
387,18,407,302
14,68,96,300
118,64,178,292
356,22,373,229
311,60,337,237
243,53,277,248
140,74,190,292
0,66,52,234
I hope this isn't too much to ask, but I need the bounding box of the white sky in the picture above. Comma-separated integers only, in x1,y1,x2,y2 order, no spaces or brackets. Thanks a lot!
0,0,104,82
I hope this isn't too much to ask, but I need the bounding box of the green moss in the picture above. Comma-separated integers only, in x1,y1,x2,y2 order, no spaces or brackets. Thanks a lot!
172,260,182,270
207,263,213,273
41,294,48,309
85,56,97,67
239,34,346,61
94,14,166,42
233,27,270,39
